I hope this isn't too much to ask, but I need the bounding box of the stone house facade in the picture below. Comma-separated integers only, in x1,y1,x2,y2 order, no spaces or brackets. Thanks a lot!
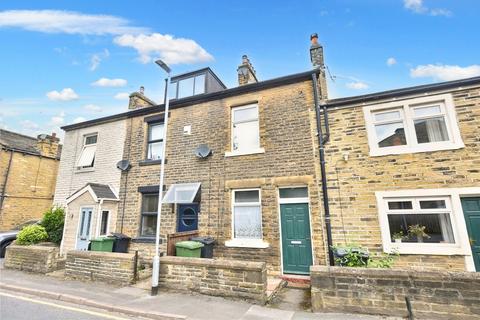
0,130,61,231
323,77,480,272
115,64,328,276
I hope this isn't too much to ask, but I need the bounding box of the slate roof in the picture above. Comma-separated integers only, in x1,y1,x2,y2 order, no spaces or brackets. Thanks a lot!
89,183,118,200
0,129,62,159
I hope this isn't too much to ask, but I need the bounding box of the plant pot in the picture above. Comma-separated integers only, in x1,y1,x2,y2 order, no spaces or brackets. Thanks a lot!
394,239,402,243
417,236,423,243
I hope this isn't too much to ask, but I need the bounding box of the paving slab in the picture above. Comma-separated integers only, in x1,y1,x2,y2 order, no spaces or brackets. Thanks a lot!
240,305,294,320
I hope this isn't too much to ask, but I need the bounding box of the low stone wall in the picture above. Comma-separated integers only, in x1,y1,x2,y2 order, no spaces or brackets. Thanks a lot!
159,256,267,304
311,266,480,319
65,251,136,285
4,243,65,274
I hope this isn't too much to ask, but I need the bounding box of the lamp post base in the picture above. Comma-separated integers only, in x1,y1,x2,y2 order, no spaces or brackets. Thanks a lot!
151,285,159,296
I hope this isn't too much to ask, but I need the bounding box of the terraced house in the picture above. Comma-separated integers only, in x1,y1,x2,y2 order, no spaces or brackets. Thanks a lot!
56,35,480,275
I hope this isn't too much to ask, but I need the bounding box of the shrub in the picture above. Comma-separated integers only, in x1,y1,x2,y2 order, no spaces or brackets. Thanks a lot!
41,207,65,244
16,225,48,245
332,245,398,269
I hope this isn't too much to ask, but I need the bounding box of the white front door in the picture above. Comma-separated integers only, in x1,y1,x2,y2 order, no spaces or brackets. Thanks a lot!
76,208,93,250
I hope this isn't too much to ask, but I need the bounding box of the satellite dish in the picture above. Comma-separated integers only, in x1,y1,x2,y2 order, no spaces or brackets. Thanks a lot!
116,160,131,171
195,144,212,159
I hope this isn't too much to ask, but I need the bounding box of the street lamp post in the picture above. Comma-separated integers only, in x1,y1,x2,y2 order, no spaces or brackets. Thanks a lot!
151,59,171,296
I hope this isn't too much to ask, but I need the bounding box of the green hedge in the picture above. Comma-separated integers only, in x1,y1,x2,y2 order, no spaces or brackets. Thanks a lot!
16,225,48,245
41,207,65,244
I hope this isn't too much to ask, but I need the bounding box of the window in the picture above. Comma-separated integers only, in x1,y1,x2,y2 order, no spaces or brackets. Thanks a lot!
76,134,97,168
99,210,109,236
171,74,206,99
147,123,164,160
364,94,463,156
229,104,262,155
140,194,158,237
232,189,262,240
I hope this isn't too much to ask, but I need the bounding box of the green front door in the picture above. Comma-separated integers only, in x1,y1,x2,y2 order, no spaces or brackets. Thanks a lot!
280,203,313,274
461,197,480,271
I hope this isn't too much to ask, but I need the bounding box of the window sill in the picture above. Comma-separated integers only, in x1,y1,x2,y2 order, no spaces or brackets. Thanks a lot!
225,239,269,249
132,237,162,244
75,167,95,173
225,148,265,158
370,142,464,157
139,159,166,166
384,243,468,256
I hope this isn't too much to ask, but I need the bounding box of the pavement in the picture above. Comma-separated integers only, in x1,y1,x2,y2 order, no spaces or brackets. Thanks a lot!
0,261,399,320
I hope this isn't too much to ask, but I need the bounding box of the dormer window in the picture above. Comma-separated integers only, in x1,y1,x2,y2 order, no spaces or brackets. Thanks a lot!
169,68,226,100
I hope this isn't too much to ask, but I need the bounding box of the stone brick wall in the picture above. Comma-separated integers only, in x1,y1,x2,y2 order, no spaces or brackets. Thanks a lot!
0,150,59,231
4,244,65,274
159,256,267,304
324,86,480,270
53,119,126,206
311,266,480,319
65,250,136,285
118,80,327,275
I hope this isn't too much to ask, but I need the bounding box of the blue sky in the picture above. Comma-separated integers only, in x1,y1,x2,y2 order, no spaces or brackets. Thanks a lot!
1,0,479,140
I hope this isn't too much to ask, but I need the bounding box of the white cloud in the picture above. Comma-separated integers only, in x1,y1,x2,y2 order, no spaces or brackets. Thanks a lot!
89,49,110,71
20,119,39,130
0,10,147,35
91,78,127,87
83,104,102,113
387,57,397,66
114,92,130,100
72,117,86,124
114,33,214,64
346,81,369,90
410,64,480,81
46,88,79,101
403,0,452,17
49,111,65,126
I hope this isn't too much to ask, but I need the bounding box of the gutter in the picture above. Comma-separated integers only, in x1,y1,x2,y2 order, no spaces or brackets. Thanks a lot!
311,73,335,266
0,150,14,213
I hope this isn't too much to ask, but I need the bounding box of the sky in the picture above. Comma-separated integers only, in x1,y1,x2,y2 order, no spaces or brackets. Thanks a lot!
0,0,479,140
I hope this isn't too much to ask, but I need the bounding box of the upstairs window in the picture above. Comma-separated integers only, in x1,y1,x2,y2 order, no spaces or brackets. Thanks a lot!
364,94,463,156
147,123,164,161
170,74,206,99
231,104,260,153
76,133,97,168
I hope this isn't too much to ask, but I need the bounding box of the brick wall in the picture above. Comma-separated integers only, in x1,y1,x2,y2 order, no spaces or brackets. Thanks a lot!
4,244,65,274
311,266,480,319
118,80,327,275
65,250,136,285
324,86,480,270
0,150,59,231
53,119,126,206
159,256,267,304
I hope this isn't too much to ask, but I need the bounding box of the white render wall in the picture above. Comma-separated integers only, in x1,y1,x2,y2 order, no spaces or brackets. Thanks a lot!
53,119,126,206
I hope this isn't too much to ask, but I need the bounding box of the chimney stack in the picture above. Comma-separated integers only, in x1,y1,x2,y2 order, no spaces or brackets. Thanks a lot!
309,33,328,100
129,86,156,110
237,55,258,86
37,132,60,158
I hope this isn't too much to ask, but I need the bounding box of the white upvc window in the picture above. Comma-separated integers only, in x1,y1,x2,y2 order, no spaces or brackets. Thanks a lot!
376,188,479,256
225,104,264,157
225,189,269,248
364,94,464,156
76,133,97,168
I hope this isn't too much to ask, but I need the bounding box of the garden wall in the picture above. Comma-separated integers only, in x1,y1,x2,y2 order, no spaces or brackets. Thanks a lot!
159,256,267,304
311,266,480,319
65,250,136,286
4,243,65,274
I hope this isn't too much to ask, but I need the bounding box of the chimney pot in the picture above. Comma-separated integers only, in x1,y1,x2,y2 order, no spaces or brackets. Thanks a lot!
237,55,258,86
310,33,319,46
139,86,145,94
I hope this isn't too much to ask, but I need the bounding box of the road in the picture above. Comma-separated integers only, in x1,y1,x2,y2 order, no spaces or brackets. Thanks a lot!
0,291,144,320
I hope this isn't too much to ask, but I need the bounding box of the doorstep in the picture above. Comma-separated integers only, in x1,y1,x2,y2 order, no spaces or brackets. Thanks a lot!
281,274,311,289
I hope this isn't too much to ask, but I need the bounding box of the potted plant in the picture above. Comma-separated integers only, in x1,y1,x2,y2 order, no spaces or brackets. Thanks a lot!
392,231,406,243
408,224,430,243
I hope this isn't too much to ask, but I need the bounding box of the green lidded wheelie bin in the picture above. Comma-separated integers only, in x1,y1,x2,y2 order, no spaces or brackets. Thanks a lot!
90,237,115,252
175,241,204,258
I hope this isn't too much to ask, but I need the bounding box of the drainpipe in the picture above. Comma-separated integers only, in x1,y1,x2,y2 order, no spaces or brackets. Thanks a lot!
0,149,14,214
311,73,335,266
